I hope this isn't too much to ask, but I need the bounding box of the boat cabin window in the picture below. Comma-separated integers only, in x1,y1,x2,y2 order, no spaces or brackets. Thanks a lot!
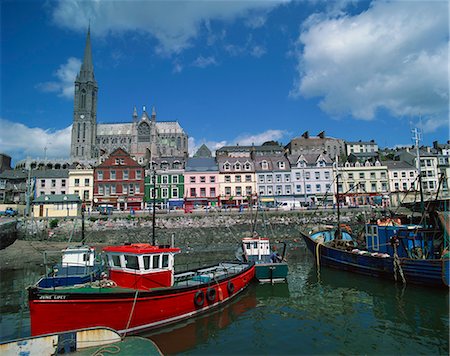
253,242,258,248
152,255,160,269
162,254,169,268
143,256,151,270
111,255,121,267
125,255,139,270
246,243,251,249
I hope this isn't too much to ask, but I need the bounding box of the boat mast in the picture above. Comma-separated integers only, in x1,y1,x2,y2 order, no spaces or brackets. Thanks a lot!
336,172,341,239
152,163,156,245
412,128,425,217
81,203,86,244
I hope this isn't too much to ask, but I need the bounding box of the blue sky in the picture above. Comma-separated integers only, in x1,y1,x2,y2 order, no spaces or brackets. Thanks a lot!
1,0,449,163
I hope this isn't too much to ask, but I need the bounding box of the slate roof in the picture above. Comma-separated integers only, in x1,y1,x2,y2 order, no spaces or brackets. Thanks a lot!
384,160,416,170
33,194,81,204
185,158,218,172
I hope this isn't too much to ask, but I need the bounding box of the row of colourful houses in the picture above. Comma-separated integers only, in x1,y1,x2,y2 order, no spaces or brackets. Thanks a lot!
21,142,448,218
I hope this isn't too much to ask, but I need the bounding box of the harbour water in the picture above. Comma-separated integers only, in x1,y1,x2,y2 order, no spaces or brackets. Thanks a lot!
1,245,448,354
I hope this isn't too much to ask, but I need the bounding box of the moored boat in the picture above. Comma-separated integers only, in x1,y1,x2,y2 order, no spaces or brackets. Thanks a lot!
0,327,161,355
29,242,255,336
241,236,288,283
301,211,449,288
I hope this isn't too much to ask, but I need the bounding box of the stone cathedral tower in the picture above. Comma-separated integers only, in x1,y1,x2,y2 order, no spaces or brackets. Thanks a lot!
71,27,98,160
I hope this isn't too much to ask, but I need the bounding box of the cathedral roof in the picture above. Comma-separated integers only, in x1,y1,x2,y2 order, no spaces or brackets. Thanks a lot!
97,123,133,136
155,121,184,134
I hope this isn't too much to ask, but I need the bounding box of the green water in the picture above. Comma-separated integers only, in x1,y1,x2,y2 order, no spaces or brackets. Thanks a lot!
1,245,448,354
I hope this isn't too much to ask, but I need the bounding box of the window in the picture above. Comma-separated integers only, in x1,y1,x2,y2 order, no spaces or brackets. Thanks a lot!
245,175,251,182
75,189,79,195
306,184,311,193
129,184,134,195
97,171,103,180
83,190,89,200
259,175,265,183
115,158,120,165
401,172,406,178
98,185,104,195
111,184,116,195
225,175,231,183
382,182,388,191
380,172,386,179
224,163,230,171
276,185,282,195
135,184,140,194
316,184,321,192
162,254,169,268
143,256,151,270
285,186,291,195
172,188,178,198
359,172,365,179
235,175,242,183
152,255,160,269
244,163,251,170
285,174,290,182
110,170,116,180
324,172,330,180
122,184,128,194
210,187,216,197
50,191,55,195
348,173,354,179
162,175,168,184
261,161,269,170
111,255,121,267
275,174,281,182
235,162,241,171
246,186,252,196
225,187,231,195
105,184,110,196
295,172,301,180
84,178,90,186
61,179,66,187
393,172,398,178
370,172,376,179
315,172,320,180
267,187,273,195
162,188,168,198
61,191,66,195
124,255,139,270
402,182,407,190
123,170,129,180
200,188,206,197
190,176,196,183
305,172,310,180
371,183,377,192
325,184,331,191
190,188,196,197
267,175,273,183
210,176,215,183
136,170,142,180
74,178,80,187
200,176,206,183
296,185,302,193
259,187,266,195
236,187,242,196
278,162,285,169
172,175,178,184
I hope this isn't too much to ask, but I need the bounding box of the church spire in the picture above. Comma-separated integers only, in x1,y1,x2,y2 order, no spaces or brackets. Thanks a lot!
78,25,95,83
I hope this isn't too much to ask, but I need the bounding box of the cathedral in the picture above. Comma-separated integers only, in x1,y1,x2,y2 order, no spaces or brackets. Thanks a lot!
70,28,189,165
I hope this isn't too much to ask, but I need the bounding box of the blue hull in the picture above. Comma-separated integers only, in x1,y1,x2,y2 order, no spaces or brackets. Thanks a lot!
301,232,449,288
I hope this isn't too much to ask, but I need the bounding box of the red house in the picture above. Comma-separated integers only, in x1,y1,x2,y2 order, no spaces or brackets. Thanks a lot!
94,148,145,211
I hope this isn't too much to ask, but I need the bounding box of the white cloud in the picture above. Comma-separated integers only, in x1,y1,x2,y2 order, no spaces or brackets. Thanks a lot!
291,1,449,122
51,0,285,56
189,129,287,156
0,119,71,161
192,56,218,68
36,57,81,99
418,117,450,135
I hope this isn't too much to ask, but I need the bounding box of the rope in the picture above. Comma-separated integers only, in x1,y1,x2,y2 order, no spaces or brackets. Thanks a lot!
393,244,406,284
315,241,322,281
122,289,139,339
91,344,121,356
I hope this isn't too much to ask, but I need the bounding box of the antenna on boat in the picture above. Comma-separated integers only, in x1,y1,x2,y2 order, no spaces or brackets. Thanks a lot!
334,155,341,240
151,156,157,245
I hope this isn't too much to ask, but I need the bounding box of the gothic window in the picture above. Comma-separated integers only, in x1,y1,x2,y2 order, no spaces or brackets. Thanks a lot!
81,89,86,109
177,137,181,149
91,91,95,111
83,123,86,140
77,123,81,139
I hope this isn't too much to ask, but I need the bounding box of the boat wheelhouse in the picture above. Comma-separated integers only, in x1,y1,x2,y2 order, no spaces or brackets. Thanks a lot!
241,237,288,283
29,243,255,336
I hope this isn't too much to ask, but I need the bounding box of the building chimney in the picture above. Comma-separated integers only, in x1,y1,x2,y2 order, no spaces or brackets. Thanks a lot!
318,131,325,139
302,131,309,139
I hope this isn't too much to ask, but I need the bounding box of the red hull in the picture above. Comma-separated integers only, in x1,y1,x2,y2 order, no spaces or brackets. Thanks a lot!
29,264,255,336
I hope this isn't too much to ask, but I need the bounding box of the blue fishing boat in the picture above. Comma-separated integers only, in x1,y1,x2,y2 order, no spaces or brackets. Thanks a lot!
36,245,104,288
301,211,449,288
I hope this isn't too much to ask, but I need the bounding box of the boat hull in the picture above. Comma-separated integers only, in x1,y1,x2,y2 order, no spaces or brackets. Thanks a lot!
301,232,449,288
29,263,255,336
255,263,288,283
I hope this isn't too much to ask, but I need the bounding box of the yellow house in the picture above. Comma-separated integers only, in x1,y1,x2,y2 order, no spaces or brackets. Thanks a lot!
32,194,81,218
68,168,94,208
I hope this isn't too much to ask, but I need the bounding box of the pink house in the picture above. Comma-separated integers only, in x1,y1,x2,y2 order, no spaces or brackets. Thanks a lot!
184,157,219,210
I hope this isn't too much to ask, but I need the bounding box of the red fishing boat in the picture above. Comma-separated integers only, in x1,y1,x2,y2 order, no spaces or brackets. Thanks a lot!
28,243,255,336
